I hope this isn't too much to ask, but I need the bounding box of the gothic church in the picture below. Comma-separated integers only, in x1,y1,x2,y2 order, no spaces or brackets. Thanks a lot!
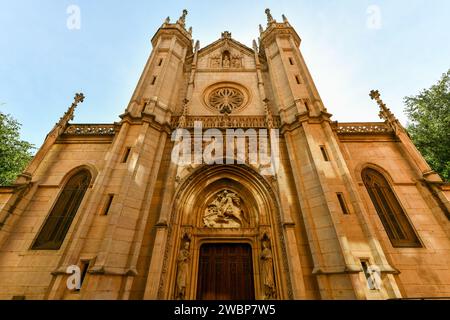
1,9,449,300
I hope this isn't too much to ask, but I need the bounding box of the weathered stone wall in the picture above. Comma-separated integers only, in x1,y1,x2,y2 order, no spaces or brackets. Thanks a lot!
341,135,450,298
0,141,111,299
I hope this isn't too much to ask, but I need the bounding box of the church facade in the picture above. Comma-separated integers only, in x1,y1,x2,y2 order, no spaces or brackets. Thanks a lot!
1,9,450,300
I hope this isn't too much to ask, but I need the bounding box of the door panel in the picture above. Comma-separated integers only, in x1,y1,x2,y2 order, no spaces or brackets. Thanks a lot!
197,243,255,300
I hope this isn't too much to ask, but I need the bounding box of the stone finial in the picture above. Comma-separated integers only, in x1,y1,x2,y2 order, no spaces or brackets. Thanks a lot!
369,89,381,101
265,8,274,25
51,92,85,138
165,16,170,24
177,9,188,28
59,92,85,124
282,14,288,23
195,40,200,51
259,24,264,33
221,31,232,39
74,92,85,105
188,26,193,35
370,89,391,118
370,89,400,131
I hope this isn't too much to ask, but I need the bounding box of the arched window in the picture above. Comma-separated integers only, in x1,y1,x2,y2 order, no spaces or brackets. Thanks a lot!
32,170,91,250
362,168,421,248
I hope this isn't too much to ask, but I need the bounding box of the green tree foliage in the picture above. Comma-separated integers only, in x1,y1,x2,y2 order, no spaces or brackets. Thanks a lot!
0,111,34,186
404,70,450,182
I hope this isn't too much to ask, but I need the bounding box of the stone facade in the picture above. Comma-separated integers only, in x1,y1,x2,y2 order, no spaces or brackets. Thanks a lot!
0,10,449,300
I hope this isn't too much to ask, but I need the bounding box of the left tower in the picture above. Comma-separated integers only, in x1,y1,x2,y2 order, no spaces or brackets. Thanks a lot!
0,10,193,300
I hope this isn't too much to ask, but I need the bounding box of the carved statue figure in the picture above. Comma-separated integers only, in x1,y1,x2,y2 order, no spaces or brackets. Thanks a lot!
231,56,241,68
211,58,221,68
176,241,191,300
261,241,276,299
223,55,230,68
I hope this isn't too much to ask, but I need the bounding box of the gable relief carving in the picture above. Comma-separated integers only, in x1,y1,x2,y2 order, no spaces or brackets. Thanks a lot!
210,52,243,69
203,190,247,228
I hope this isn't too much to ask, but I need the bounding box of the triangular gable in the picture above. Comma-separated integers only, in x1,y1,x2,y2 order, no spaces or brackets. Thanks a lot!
197,34,255,59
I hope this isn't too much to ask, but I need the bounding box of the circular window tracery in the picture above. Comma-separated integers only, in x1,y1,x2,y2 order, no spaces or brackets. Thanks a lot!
203,82,250,115
209,87,244,114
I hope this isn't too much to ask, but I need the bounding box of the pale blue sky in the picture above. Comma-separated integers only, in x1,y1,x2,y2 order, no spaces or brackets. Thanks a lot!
1,0,449,147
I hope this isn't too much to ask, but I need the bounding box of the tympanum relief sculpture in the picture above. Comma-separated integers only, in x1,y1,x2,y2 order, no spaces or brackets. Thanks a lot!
203,190,247,228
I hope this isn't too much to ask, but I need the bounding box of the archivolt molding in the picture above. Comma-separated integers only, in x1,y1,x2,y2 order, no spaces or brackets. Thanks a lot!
56,164,99,188
354,162,403,186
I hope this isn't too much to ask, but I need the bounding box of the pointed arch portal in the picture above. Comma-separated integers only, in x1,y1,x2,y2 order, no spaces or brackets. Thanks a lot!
157,164,292,300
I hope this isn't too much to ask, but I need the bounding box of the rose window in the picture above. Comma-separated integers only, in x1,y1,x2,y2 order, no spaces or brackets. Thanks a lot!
208,87,245,114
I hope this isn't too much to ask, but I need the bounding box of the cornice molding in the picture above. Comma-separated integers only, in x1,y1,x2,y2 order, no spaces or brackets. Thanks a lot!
260,22,302,48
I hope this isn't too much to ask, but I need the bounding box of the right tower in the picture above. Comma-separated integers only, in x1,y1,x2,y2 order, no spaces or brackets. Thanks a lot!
259,9,450,299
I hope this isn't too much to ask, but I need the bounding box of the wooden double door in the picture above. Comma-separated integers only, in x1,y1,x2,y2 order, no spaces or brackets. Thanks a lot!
197,243,255,300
